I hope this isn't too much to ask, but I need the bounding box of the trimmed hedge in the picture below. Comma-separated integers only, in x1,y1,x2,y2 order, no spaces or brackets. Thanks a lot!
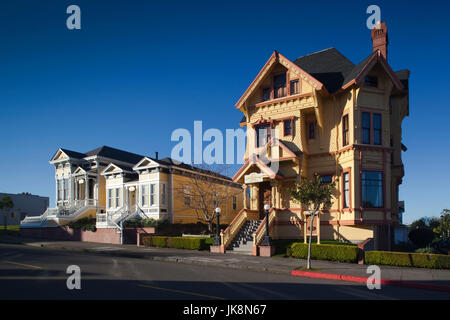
365,251,450,269
142,236,168,248
142,236,212,250
288,242,360,263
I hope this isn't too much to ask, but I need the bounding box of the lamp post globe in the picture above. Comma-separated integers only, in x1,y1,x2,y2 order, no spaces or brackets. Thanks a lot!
214,207,221,245
261,203,271,246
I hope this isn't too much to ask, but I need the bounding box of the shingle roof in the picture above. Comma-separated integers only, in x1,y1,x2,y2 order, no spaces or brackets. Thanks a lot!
84,146,144,165
294,48,383,93
294,48,356,93
343,51,378,85
60,149,86,159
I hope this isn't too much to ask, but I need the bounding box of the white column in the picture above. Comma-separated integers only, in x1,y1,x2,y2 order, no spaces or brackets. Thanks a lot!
243,184,248,209
85,174,88,204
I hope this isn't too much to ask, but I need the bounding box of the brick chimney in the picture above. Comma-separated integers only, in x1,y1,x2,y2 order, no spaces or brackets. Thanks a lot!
371,21,388,60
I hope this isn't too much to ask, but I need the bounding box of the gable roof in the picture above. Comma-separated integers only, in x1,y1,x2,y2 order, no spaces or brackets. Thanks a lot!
234,51,326,109
84,146,145,165
236,47,406,103
60,148,86,159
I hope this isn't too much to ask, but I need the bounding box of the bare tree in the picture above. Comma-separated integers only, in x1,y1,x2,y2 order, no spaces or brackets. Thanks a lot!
175,164,242,233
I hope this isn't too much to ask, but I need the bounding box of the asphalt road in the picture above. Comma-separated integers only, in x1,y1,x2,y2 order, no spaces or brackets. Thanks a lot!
0,243,449,300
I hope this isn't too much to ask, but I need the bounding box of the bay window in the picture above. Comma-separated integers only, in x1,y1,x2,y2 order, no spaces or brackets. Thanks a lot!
362,171,383,208
343,172,350,208
141,185,148,207
149,183,156,206
361,111,382,145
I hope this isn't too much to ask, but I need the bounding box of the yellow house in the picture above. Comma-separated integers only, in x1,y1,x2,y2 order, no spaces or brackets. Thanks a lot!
21,146,242,230
220,22,409,254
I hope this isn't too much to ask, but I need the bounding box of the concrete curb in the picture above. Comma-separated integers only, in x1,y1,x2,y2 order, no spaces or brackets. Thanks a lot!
291,269,450,293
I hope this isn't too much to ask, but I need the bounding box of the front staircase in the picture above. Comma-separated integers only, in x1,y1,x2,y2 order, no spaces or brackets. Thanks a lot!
226,220,263,254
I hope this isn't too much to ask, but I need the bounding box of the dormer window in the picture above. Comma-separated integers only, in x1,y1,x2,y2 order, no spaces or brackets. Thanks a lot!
273,73,286,98
364,75,378,88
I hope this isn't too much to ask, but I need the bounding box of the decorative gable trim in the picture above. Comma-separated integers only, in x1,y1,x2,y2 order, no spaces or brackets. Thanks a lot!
235,51,326,110
133,157,161,171
49,149,69,163
342,51,404,92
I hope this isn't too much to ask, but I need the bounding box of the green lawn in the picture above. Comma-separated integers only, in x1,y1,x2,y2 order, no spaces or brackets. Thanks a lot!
0,225,20,234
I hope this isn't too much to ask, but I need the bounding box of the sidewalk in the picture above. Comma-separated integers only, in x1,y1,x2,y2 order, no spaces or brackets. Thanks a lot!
2,234,450,291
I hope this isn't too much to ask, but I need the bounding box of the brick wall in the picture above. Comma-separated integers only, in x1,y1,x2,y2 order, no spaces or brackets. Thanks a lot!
20,226,155,245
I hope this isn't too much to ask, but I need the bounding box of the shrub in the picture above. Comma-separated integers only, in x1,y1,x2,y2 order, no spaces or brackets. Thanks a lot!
67,217,97,232
408,228,435,248
365,251,450,269
124,217,168,228
415,247,437,254
142,236,212,250
142,236,168,248
289,242,360,263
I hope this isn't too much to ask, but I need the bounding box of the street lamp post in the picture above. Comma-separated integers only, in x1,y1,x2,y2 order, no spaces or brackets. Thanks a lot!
261,204,271,246
213,207,221,246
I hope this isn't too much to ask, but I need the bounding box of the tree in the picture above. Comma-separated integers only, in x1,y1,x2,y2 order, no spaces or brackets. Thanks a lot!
0,196,14,230
434,209,450,239
408,227,435,248
176,164,241,233
289,175,335,269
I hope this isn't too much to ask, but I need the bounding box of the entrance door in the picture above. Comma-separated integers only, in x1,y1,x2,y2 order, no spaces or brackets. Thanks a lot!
258,181,272,219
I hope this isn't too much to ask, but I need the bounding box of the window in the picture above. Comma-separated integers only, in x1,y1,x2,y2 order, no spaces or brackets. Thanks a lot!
273,73,286,98
115,188,120,208
141,185,148,207
364,75,378,88
63,179,68,201
149,183,156,206
57,180,62,201
342,114,349,146
262,87,271,101
362,171,383,208
319,175,333,184
308,122,315,139
107,189,113,208
361,112,382,145
232,195,237,211
283,119,293,136
343,172,350,208
290,79,299,95
161,183,166,205
373,113,381,145
362,112,371,144
256,125,271,147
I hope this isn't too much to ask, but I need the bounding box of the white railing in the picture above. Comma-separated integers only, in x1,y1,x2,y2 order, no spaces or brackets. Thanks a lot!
253,209,277,246
96,213,107,223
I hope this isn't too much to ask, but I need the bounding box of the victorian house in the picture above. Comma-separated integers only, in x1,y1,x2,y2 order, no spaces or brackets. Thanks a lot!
21,146,242,230
218,22,409,254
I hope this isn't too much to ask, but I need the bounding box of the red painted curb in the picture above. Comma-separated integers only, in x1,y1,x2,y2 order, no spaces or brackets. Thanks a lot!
291,270,450,293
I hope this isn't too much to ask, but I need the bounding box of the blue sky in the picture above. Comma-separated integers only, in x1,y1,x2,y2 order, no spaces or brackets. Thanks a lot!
0,0,449,224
